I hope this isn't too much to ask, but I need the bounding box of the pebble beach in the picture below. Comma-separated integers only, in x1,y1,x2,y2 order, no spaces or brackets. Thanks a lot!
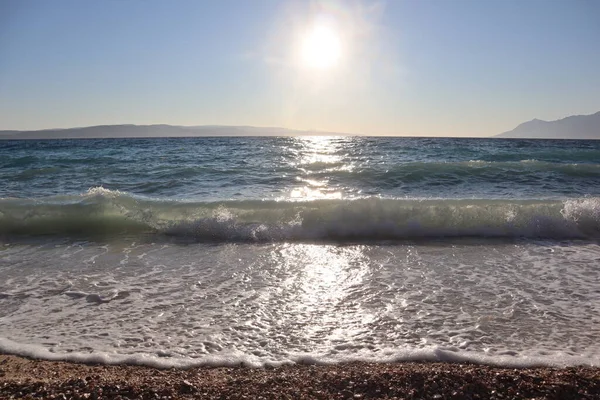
1,355,598,399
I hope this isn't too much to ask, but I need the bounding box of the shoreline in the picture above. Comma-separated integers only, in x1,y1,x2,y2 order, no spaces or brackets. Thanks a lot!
1,355,598,399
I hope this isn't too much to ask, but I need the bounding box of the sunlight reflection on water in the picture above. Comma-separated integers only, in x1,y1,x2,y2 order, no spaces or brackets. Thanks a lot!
288,136,354,200
270,243,372,344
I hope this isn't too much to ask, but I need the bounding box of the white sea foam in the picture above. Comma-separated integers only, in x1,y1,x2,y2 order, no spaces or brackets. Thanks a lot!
0,240,599,368
0,336,595,369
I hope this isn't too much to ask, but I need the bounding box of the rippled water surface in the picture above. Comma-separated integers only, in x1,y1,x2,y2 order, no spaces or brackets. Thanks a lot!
2,137,600,200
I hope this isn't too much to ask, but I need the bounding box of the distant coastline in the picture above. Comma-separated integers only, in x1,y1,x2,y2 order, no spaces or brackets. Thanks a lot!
0,125,336,140
496,111,600,139
1,111,599,139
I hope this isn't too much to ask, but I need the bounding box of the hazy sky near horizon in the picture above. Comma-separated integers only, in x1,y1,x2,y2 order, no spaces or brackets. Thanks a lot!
1,0,599,136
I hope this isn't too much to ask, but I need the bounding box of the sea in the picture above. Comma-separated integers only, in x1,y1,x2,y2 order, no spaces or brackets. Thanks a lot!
0,136,599,368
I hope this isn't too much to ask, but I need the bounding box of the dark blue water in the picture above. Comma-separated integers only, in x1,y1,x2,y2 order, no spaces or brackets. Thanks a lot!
2,137,600,200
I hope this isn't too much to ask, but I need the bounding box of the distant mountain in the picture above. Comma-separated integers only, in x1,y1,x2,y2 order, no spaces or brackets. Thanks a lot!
0,125,339,140
497,111,600,139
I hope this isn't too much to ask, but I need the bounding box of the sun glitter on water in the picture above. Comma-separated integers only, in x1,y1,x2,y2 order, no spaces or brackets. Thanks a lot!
301,24,342,70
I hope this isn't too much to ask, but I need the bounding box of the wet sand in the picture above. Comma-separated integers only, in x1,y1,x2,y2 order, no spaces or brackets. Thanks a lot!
0,354,598,399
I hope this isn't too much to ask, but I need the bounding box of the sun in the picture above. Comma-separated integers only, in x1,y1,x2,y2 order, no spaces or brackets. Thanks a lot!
301,25,342,70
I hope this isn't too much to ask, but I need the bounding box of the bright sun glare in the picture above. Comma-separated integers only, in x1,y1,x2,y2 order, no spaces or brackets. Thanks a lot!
301,25,342,70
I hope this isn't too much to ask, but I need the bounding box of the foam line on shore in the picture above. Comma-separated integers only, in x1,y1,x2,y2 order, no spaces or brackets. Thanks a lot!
1,337,596,369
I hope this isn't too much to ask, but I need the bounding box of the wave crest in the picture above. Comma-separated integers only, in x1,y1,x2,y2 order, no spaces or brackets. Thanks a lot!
0,189,599,241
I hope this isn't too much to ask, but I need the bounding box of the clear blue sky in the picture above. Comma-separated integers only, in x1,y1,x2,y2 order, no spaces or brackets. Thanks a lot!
1,0,599,136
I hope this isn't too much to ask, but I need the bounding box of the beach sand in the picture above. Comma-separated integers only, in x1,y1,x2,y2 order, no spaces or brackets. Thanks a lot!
0,355,598,399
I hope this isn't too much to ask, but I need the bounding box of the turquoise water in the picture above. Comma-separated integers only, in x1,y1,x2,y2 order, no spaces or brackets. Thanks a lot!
0,136,599,367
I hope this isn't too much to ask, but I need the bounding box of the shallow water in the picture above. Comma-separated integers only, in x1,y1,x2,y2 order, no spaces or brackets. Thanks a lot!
1,239,599,367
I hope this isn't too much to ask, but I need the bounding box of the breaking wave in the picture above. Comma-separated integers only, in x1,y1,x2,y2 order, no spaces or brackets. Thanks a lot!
1,188,599,241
